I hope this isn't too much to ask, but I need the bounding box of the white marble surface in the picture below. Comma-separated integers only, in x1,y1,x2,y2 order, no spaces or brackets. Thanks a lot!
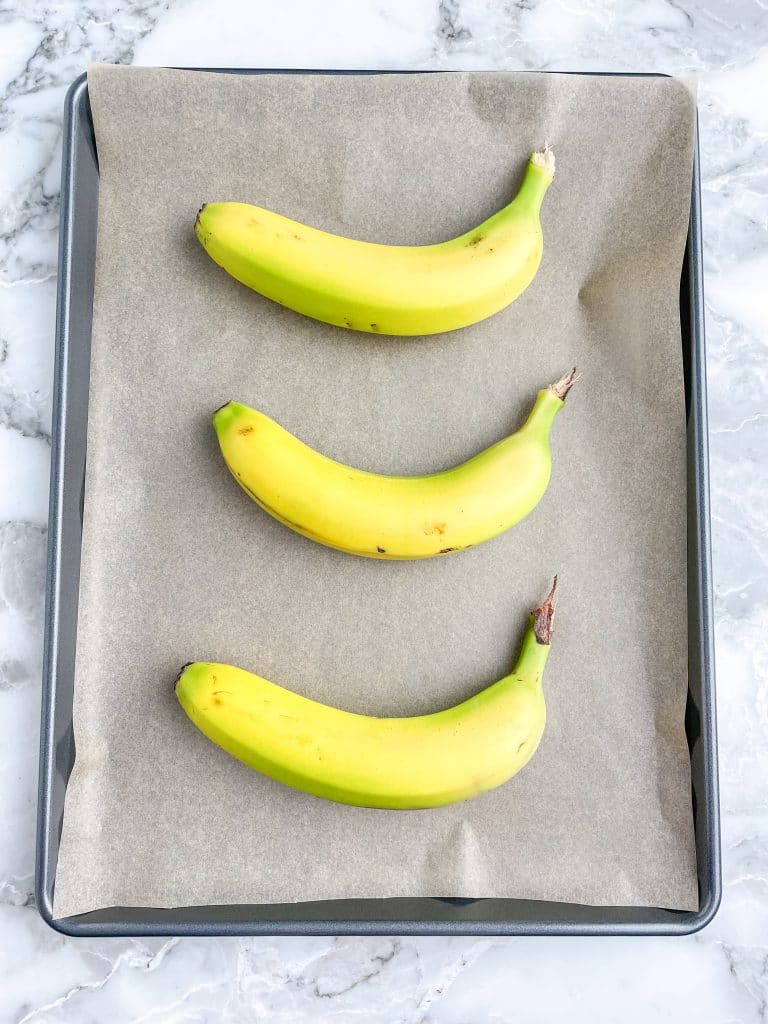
0,0,766,1019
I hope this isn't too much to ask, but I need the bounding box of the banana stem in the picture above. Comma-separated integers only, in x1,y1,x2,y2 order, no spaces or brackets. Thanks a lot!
549,367,578,401
530,145,555,178
514,148,556,212
533,576,557,645
520,368,576,435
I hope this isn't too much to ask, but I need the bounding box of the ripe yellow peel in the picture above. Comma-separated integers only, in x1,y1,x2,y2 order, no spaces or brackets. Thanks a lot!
194,150,554,336
213,374,572,559
175,582,555,809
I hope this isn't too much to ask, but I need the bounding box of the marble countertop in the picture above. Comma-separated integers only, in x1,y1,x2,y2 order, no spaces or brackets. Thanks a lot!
1,1,766,1020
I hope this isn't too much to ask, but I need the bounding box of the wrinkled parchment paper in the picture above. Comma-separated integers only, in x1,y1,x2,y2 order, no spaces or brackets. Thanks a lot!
53,66,698,916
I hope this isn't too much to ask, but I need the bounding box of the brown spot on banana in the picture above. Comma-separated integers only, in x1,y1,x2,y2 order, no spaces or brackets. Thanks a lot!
425,523,447,536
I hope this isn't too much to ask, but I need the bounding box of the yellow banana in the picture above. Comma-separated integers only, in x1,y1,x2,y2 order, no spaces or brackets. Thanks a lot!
175,579,557,809
213,370,576,559
194,148,555,336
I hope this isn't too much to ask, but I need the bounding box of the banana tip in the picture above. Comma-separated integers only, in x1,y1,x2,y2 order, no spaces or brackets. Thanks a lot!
531,145,555,178
533,576,557,645
549,367,578,401
212,401,237,429
173,662,194,693
194,203,208,235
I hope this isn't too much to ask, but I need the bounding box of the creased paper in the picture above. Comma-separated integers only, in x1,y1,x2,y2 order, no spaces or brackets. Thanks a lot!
53,66,698,916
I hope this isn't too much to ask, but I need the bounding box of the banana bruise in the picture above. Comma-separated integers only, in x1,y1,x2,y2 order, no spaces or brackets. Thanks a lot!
213,370,576,560
194,149,555,336
175,579,557,809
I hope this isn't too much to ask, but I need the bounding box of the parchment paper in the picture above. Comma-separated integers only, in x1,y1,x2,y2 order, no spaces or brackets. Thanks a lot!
53,65,699,917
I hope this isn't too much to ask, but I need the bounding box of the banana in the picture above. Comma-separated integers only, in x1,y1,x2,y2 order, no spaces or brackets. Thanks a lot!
175,579,557,809
194,148,555,336
213,369,576,559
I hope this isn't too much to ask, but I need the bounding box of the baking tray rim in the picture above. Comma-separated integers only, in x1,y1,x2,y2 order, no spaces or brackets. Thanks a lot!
36,68,720,937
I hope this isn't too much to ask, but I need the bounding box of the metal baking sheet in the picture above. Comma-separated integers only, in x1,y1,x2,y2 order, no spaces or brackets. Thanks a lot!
36,69,720,937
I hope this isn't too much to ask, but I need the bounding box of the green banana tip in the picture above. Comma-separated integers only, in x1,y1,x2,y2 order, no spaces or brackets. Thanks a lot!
533,577,557,645
194,204,210,242
173,662,194,693
212,401,237,430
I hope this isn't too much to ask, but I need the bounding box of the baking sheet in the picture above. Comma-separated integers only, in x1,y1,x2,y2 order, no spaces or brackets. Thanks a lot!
53,65,698,917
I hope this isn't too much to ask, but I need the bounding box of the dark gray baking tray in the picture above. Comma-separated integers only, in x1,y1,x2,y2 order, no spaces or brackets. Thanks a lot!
37,69,720,937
